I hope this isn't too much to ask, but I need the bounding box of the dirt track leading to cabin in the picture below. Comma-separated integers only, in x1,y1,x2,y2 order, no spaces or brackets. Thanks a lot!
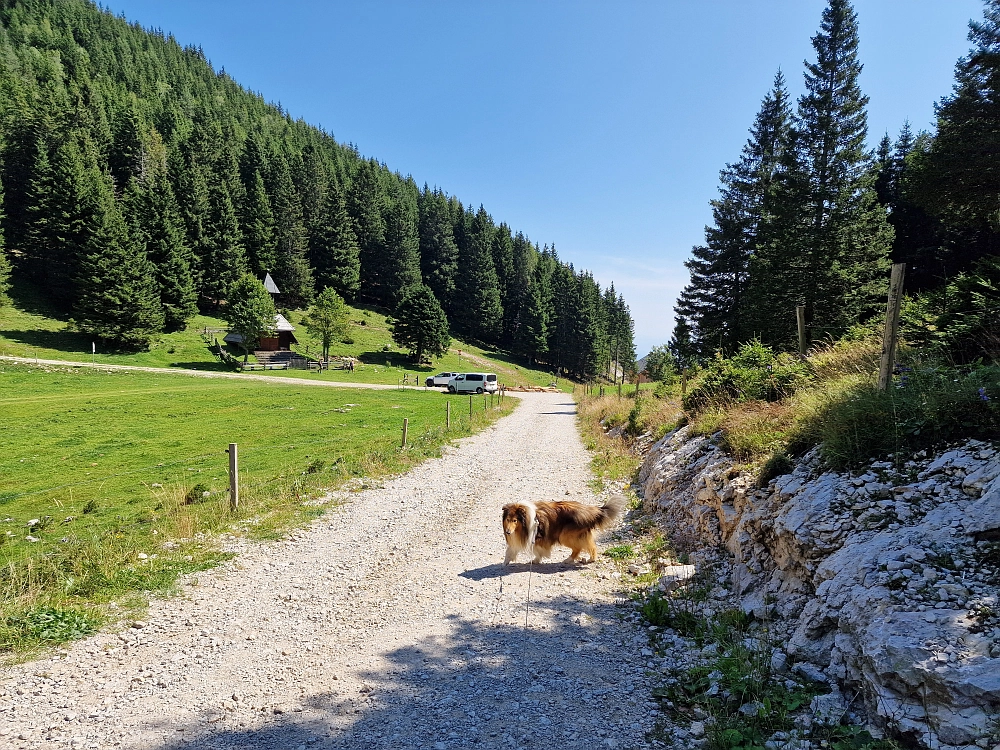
0,392,659,750
0,355,424,390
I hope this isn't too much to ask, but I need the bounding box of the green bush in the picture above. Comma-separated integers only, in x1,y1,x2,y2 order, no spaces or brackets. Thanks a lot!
802,362,1000,468
684,341,810,410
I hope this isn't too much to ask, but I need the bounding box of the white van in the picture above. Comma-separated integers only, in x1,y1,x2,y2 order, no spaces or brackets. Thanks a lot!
447,372,499,394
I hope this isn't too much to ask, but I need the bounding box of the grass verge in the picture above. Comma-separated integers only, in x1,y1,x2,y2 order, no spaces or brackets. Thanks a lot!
0,362,515,657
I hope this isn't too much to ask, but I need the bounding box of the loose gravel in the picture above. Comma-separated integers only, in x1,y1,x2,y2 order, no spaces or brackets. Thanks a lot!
0,392,659,750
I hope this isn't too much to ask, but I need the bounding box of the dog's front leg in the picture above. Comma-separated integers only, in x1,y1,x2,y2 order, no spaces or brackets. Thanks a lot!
504,547,515,565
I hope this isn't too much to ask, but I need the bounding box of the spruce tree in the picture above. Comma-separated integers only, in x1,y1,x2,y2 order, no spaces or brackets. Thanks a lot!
918,0,1000,233
677,71,791,355
127,172,198,331
417,187,459,313
74,175,164,350
381,186,422,308
745,1,891,346
267,156,314,308
348,159,387,305
200,180,249,309
390,284,451,364
454,206,502,342
0,174,10,308
241,169,278,277
310,182,361,300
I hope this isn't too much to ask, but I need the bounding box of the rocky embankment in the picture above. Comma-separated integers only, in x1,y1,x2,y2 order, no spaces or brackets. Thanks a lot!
638,428,1000,749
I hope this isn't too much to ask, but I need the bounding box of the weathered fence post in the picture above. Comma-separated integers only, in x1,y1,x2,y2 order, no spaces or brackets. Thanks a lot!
796,305,807,359
469,395,473,418
877,263,907,391
228,443,239,511
681,369,688,397
446,400,451,429
401,418,409,448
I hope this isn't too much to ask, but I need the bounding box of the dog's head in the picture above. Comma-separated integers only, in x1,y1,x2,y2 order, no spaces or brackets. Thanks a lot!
501,503,528,540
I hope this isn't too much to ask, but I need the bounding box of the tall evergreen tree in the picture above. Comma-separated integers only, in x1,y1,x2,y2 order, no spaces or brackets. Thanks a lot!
267,155,314,308
310,182,361,300
240,169,278,277
0,173,10,308
917,0,1000,235
677,71,791,355
455,206,502,342
126,170,198,331
417,186,459,313
380,185,422,308
747,0,891,346
389,284,451,364
348,159,387,305
199,180,248,308
74,175,164,349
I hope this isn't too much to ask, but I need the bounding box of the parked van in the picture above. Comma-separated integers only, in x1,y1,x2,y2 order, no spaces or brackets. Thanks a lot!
447,372,499,394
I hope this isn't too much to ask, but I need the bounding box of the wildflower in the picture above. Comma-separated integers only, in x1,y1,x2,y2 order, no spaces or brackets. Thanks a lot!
979,387,990,402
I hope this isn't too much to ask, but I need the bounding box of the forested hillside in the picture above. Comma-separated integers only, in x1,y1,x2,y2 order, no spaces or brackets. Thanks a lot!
0,0,634,377
674,0,1000,364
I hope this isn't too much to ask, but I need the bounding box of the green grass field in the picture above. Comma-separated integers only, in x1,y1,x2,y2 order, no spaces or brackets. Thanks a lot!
0,279,568,390
0,361,514,655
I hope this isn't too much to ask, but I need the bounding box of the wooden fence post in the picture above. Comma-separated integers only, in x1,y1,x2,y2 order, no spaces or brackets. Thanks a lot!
401,418,409,448
877,263,907,391
469,395,473,418
446,400,451,429
681,369,688,397
796,305,807,359
228,443,239,511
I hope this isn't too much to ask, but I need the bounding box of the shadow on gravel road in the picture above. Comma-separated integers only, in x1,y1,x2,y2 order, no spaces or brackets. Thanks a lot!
150,594,646,750
458,560,586,581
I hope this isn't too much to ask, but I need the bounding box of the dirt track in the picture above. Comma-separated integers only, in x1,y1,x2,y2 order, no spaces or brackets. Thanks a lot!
0,392,658,750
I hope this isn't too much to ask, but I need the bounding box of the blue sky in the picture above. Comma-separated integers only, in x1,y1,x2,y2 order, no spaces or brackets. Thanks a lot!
102,0,984,355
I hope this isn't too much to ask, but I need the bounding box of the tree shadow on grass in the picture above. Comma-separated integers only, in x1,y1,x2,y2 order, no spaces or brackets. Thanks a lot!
147,594,648,750
1,326,101,354
357,351,435,372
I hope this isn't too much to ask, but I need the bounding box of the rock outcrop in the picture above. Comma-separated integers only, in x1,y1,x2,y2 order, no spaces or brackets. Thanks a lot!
638,428,1000,748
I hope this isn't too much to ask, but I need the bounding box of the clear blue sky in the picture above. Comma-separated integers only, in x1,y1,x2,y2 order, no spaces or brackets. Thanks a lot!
102,0,984,356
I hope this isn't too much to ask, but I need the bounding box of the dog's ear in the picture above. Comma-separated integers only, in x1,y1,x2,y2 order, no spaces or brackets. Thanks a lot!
515,506,527,528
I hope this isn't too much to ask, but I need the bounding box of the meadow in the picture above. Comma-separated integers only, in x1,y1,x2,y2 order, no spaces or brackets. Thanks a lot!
0,361,514,655
0,280,566,390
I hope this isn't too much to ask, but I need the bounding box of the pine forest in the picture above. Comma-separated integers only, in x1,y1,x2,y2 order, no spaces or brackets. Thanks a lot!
0,0,635,378
673,0,1000,366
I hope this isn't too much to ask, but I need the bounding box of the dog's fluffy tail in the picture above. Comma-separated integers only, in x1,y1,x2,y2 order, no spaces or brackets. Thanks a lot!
595,494,625,529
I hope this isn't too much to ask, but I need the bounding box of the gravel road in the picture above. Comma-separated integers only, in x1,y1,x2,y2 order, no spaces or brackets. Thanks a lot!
0,392,659,750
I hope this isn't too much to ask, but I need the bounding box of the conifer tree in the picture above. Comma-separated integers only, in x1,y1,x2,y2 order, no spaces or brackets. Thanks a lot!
310,182,361,300
918,0,1000,234
381,186,422,308
22,130,103,310
417,187,459,313
741,1,892,346
200,180,249,309
390,284,451,364
241,169,278,277
267,155,314,308
455,206,502,342
348,159,387,304
677,71,791,355
126,171,198,331
0,174,10,308
74,175,164,349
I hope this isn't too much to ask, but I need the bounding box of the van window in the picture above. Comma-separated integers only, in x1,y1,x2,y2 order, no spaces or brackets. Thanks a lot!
486,374,497,382
467,374,483,381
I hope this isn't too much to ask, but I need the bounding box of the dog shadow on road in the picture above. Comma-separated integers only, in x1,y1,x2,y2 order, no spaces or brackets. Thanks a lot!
458,560,581,581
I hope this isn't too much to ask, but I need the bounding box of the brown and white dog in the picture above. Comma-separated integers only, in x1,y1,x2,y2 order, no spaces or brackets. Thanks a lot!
501,497,624,564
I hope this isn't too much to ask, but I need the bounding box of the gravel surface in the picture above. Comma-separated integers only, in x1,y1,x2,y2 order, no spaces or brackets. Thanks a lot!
0,392,658,750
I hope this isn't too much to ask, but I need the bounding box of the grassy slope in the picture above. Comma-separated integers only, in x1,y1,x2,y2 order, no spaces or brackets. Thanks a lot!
0,279,567,389
0,361,515,655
